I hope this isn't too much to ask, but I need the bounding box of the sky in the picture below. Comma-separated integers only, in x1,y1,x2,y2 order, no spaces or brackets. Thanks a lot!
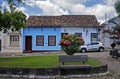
0,0,119,23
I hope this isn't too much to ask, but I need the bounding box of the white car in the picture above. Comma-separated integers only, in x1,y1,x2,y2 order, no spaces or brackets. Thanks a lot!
80,42,104,53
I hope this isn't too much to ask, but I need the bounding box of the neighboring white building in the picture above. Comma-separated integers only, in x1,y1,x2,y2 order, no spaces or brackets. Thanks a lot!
0,31,3,52
103,17,120,48
0,30,23,54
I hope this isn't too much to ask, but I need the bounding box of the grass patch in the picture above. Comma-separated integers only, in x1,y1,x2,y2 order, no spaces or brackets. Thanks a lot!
87,58,101,66
0,55,101,68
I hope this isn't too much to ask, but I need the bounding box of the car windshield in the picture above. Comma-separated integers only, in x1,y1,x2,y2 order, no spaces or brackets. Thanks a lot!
85,42,99,46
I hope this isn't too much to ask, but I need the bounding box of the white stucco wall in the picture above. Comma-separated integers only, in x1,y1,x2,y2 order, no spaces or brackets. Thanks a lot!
0,30,23,53
0,31,3,52
61,26,102,44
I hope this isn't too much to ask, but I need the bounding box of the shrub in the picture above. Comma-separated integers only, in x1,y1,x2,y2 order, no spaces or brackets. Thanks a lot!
59,34,84,55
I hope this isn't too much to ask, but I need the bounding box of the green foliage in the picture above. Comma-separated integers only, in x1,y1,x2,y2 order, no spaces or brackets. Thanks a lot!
114,1,120,32
11,11,27,31
115,1,120,14
0,11,11,32
0,11,27,32
0,55,101,68
59,34,84,55
109,18,120,32
0,0,27,33
87,58,101,66
0,55,59,68
114,25,120,32
106,2,120,37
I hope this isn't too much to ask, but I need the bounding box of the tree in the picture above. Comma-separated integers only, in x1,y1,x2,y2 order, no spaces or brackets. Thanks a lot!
115,1,120,17
107,1,120,42
0,11,12,32
108,18,120,33
106,1,120,37
113,1,120,32
59,34,84,55
0,0,27,33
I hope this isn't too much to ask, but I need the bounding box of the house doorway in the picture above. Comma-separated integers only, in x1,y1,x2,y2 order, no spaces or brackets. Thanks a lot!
25,36,32,52
0,39,1,51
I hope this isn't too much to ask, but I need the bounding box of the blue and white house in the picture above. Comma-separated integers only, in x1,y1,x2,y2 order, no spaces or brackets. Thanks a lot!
23,16,62,52
23,27,61,51
23,15,103,52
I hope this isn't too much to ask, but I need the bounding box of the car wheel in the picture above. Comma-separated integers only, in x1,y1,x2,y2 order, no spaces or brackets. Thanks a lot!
81,48,86,53
99,47,104,52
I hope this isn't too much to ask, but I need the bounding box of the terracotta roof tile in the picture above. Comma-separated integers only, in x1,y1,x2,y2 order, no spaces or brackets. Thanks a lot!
26,15,100,27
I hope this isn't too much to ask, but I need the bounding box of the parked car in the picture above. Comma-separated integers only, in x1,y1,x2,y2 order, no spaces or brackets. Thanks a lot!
80,42,104,53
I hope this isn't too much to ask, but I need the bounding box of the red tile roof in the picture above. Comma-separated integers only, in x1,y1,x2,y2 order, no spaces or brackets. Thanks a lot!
26,15,100,27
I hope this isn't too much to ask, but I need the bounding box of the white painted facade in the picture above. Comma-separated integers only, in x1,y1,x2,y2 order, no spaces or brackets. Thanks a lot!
0,31,3,52
0,31,23,54
61,26,103,44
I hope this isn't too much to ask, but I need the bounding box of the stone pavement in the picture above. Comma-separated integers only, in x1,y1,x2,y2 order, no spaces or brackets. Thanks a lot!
77,51,120,75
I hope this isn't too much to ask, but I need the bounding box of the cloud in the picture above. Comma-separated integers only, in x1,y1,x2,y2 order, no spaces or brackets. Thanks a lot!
1,2,10,12
35,0,69,15
1,1,26,13
16,7,26,12
104,0,117,6
23,0,36,7
90,4,117,23
15,7,29,18
23,0,118,23
51,0,89,4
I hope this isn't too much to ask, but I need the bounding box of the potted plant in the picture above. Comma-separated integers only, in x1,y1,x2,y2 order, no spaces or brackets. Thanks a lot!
59,34,84,55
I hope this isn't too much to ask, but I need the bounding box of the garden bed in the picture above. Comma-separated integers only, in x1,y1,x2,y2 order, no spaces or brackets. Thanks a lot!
0,55,108,77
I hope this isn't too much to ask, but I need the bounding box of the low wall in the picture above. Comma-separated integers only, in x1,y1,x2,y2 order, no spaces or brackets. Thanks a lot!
0,65,108,76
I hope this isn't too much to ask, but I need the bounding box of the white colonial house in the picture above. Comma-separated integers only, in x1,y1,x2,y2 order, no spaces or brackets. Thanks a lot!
60,15,103,45
0,30,22,54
